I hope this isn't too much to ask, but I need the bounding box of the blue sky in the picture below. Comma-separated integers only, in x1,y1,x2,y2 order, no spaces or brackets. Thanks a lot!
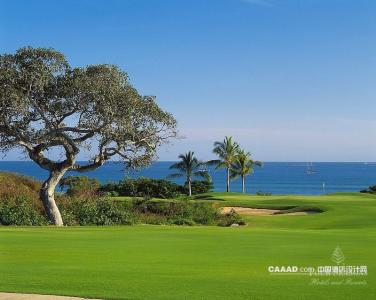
1,0,376,161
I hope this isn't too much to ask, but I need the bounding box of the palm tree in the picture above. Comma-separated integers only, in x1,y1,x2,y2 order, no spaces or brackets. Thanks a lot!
208,136,240,192
230,150,262,193
167,151,210,196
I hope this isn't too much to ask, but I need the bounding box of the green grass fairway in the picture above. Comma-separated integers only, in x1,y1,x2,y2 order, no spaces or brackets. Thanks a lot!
1,193,375,299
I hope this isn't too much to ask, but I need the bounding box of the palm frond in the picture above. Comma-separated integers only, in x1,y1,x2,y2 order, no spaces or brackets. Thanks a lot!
193,170,211,181
215,161,227,170
230,170,240,180
169,151,210,180
169,161,185,171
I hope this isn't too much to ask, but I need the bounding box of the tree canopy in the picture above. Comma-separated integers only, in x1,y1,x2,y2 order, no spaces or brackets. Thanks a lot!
0,47,177,171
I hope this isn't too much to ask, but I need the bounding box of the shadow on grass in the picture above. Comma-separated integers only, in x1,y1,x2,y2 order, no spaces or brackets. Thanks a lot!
272,206,325,215
193,194,225,201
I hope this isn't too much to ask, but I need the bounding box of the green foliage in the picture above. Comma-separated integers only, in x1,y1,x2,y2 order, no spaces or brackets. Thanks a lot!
58,197,137,226
209,138,262,193
184,180,213,195
0,172,43,211
99,177,182,199
217,208,244,227
59,176,100,197
230,150,262,180
131,198,237,226
102,190,120,197
0,196,47,225
208,136,241,192
138,213,168,225
0,46,177,170
211,136,240,168
100,177,212,198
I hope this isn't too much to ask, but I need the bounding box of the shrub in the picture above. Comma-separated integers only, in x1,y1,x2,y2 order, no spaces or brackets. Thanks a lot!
170,217,195,226
138,213,168,225
99,177,182,198
217,209,244,227
59,176,100,197
102,191,120,197
0,172,43,212
190,202,219,224
132,198,221,225
58,197,137,226
100,178,213,198
183,180,214,195
0,196,47,225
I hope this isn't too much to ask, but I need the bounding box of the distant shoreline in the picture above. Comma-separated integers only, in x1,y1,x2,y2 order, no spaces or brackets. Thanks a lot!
1,161,376,195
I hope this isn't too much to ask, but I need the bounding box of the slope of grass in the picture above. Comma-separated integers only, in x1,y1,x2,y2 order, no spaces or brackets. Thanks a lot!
0,192,375,300
194,192,376,230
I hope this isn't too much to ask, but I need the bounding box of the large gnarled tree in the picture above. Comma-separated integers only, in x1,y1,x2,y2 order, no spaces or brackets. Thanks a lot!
0,47,177,225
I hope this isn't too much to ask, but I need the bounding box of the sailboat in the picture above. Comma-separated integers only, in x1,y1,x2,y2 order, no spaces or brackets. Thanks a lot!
305,162,316,174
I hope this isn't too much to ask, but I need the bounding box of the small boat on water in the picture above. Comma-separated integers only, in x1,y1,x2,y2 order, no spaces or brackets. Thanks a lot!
305,162,316,174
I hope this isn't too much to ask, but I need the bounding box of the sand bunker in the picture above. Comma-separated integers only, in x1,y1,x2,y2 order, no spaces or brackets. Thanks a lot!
221,206,319,216
0,292,102,300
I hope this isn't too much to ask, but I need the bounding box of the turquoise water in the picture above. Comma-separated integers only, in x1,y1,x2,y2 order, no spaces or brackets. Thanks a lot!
1,161,376,195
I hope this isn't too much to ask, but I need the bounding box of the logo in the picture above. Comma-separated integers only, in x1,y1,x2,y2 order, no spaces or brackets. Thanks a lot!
267,246,368,279
331,246,345,265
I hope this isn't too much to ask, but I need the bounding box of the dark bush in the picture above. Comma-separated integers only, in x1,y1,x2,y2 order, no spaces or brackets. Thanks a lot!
360,185,376,194
0,196,47,225
171,217,196,226
217,209,244,227
183,180,213,195
99,177,182,199
100,178,213,198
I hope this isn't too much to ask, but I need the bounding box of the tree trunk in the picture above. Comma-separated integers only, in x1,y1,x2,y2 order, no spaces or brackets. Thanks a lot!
226,168,230,192
40,170,66,226
188,177,192,196
242,175,245,194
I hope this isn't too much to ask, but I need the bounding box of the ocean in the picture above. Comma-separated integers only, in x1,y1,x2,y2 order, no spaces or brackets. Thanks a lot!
0,161,375,195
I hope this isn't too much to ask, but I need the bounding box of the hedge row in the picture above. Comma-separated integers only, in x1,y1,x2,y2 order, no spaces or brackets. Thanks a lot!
98,177,213,198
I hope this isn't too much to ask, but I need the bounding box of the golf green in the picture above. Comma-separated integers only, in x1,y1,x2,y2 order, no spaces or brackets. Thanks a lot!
0,193,375,299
